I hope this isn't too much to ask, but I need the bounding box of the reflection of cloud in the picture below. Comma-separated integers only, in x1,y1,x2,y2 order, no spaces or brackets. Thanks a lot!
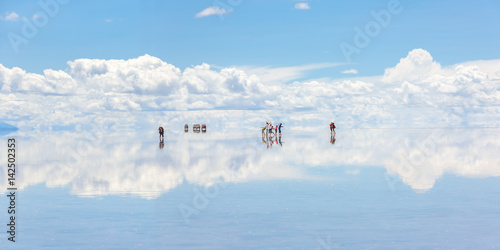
0,132,307,199
1,129,498,198
385,129,500,191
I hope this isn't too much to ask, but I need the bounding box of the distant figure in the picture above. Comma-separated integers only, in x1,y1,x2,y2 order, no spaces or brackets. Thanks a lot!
278,123,283,134
159,126,164,140
330,122,336,136
276,125,278,134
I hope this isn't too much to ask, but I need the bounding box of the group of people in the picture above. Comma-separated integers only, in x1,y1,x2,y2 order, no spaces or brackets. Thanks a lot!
262,122,283,137
159,121,335,143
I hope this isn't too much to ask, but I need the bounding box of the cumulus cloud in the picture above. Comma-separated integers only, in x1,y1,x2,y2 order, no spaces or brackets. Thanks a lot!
0,49,499,132
341,69,359,74
382,48,441,83
195,6,232,18
1,11,20,21
295,3,310,10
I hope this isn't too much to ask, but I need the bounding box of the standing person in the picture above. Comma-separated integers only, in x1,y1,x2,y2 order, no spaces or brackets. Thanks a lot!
278,123,282,134
276,125,278,135
265,122,269,137
158,126,164,141
330,122,336,136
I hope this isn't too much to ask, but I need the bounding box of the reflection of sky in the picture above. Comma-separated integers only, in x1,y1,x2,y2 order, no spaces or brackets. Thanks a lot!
1,129,500,248
1,128,500,197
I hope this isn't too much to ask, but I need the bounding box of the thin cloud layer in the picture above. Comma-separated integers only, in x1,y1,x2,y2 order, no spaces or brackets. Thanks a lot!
295,3,311,10
341,69,359,74
195,6,232,18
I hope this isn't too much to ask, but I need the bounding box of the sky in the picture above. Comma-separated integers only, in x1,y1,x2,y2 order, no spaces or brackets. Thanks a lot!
0,0,500,131
1,0,499,77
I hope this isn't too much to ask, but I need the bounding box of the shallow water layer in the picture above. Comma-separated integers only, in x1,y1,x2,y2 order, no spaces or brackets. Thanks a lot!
1,128,499,249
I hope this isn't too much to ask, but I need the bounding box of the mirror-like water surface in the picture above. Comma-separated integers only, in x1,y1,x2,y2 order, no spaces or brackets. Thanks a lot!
1,128,499,249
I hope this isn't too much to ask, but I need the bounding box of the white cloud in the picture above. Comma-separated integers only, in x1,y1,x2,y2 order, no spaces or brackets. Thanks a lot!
295,3,310,10
240,62,342,84
382,48,441,83
1,11,20,21
0,49,500,133
104,18,113,22
33,14,43,20
195,6,232,18
341,69,359,74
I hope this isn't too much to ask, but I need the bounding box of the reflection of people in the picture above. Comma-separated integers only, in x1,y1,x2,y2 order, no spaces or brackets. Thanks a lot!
278,134,282,146
159,126,164,140
159,140,164,149
330,135,336,145
330,122,336,136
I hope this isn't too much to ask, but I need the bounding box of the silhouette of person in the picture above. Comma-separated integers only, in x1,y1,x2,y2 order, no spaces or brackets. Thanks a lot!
159,126,164,141
330,122,336,136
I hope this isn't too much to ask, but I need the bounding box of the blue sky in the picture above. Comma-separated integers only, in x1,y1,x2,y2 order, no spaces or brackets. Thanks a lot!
1,0,499,78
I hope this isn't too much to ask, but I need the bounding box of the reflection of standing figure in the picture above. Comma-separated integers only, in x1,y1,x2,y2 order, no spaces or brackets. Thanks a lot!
278,134,282,146
159,140,164,149
330,135,336,145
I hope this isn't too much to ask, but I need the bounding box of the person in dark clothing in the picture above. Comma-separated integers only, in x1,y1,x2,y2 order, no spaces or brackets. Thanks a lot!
159,126,164,141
